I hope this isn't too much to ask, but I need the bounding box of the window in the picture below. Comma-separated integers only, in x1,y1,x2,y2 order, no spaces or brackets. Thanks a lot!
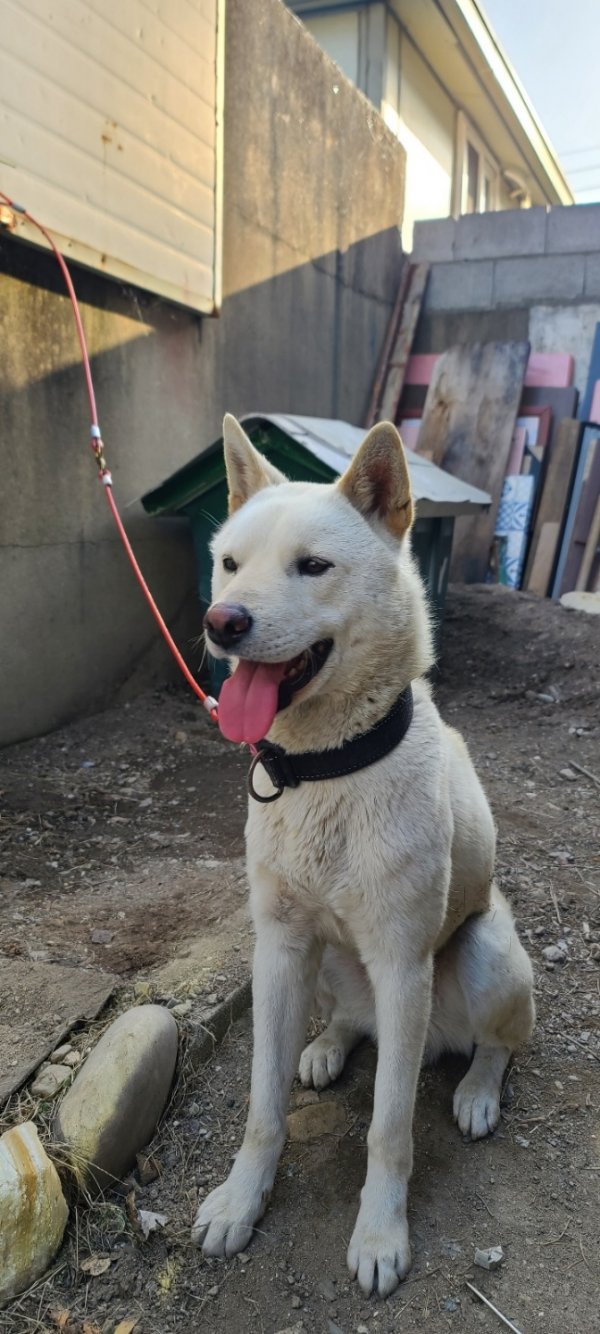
453,111,499,216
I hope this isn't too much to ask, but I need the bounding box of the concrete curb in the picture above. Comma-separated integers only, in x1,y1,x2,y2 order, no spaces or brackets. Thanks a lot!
185,977,252,1069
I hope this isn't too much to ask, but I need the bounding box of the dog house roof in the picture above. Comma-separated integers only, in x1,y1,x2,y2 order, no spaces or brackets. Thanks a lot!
142,413,490,519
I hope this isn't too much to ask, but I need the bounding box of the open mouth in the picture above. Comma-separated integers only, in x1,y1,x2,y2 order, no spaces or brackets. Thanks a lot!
277,638,333,710
217,638,333,744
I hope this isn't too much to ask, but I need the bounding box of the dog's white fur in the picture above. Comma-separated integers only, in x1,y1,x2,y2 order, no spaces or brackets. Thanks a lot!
192,415,535,1297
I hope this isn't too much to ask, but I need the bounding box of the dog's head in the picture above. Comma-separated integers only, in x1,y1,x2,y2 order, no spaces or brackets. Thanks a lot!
205,415,433,743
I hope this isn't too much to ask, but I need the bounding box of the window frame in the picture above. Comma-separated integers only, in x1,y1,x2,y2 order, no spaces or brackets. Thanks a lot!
453,110,499,216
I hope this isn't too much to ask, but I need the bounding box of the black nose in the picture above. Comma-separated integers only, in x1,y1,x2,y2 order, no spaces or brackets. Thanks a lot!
203,602,253,649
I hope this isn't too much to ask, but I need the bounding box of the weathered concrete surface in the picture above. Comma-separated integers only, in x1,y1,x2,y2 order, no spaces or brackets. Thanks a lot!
412,203,600,398
0,1122,68,1304
54,1005,178,1192
0,0,405,745
0,960,117,1104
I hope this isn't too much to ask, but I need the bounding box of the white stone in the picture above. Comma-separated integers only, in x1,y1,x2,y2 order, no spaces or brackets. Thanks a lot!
0,1122,68,1302
54,1004,178,1193
30,1065,71,1099
560,591,600,615
51,1044,73,1061
542,945,567,963
474,1245,504,1271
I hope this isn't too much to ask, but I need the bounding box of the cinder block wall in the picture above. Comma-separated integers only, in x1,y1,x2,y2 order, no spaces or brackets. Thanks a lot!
0,0,405,746
412,205,600,395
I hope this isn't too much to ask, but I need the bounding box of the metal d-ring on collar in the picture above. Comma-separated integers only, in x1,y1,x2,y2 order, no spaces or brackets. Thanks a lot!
247,685,414,803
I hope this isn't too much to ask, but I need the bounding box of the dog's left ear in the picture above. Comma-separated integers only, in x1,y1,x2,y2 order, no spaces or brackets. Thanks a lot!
338,422,414,540
223,415,287,514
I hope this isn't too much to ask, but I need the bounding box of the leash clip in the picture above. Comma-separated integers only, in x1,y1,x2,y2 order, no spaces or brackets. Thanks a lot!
247,743,299,803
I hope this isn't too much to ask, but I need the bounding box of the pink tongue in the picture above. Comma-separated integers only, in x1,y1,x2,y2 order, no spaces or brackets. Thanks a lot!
218,659,289,743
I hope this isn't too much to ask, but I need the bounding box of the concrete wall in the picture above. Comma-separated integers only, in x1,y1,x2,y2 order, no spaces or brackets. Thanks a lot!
412,205,600,395
0,0,405,746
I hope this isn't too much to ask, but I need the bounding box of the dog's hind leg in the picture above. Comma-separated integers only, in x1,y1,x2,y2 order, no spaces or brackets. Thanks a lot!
430,883,535,1139
299,946,375,1090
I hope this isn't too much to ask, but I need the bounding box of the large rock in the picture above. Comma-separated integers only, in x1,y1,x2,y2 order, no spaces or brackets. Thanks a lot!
53,1005,178,1192
0,1121,68,1303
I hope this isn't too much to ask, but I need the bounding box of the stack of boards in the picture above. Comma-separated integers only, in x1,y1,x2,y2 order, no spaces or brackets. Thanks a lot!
368,285,599,598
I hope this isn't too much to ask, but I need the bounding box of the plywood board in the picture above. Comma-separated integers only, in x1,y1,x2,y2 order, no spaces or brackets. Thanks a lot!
404,352,575,393
556,437,600,594
375,264,430,423
576,495,600,590
523,419,581,595
528,522,561,596
579,322,600,421
590,381,600,426
552,428,595,596
524,353,574,388
521,386,579,419
416,340,530,582
366,263,412,427
406,354,438,385
506,426,527,476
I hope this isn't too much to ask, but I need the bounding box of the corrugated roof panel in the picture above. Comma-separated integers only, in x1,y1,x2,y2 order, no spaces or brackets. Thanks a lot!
253,415,491,517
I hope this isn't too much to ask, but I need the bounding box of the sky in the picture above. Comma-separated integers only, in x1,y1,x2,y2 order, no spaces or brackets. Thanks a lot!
483,0,600,202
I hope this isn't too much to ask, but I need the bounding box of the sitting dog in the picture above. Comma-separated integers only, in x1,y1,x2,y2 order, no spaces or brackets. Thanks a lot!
192,415,535,1297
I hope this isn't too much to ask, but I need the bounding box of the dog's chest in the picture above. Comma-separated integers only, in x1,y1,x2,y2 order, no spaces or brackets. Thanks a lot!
255,784,351,893
246,769,421,942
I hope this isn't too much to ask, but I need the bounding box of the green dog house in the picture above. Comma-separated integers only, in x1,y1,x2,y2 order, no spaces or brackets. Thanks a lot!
142,414,490,694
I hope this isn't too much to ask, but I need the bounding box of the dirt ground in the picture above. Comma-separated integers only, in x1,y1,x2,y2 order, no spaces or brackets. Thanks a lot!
1,584,599,1334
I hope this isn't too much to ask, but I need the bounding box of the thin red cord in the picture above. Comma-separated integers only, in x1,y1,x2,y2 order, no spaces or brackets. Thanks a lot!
0,191,218,722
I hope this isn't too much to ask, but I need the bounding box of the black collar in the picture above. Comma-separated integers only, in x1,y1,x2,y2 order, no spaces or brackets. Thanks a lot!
248,685,414,802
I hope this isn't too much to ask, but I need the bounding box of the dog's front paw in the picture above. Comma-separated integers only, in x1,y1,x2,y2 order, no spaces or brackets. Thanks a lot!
347,1206,411,1298
453,1074,500,1140
299,1035,346,1089
191,1174,267,1258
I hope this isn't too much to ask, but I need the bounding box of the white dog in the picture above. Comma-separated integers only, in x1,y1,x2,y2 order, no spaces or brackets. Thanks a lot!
192,415,534,1297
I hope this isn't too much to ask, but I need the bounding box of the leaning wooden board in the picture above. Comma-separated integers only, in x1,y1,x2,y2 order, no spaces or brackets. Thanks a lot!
557,438,600,592
523,419,582,595
416,340,530,582
375,264,429,424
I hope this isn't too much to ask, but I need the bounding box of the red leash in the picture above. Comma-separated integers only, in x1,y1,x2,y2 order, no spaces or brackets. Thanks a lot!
1,192,219,723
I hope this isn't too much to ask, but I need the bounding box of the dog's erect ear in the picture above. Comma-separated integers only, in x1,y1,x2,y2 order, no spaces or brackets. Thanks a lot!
337,422,414,540
223,415,286,514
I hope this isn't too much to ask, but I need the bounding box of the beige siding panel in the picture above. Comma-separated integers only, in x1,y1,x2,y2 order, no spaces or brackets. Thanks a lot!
20,0,216,126
83,0,216,95
1,0,223,311
397,39,454,247
128,0,217,64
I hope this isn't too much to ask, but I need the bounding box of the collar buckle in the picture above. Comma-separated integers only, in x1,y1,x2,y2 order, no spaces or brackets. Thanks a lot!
248,742,300,803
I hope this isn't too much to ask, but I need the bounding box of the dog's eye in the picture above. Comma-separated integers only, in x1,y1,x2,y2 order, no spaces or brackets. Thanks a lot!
222,555,238,573
297,557,333,577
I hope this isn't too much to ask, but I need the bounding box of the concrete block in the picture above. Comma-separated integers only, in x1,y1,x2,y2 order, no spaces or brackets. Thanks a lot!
455,208,547,260
529,302,600,397
584,254,600,298
546,203,600,254
493,256,585,306
426,261,494,312
411,217,456,262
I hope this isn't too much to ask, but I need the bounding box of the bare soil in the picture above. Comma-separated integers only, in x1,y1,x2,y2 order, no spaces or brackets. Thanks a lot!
1,585,599,1334
0,687,249,976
